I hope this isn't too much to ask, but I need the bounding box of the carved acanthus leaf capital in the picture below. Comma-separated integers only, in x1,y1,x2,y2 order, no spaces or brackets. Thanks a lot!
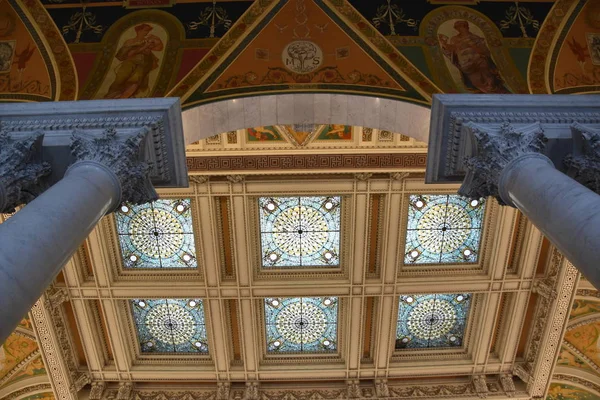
243,382,259,400
0,131,51,213
375,379,390,397
117,382,134,400
500,375,516,398
71,128,157,208
564,123,600,194
346,380,361,399
89,381,107,400
459,122,547,206
472,376,488,399
216,382,231,400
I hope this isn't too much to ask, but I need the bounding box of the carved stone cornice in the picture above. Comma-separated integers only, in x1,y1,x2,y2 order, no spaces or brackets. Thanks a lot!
532,279,557,301
71,128,157,207
524,249,579,398
4,383,53,400
499,374,516,398
243,382,259,400
90,381,107,400
472,375,488,398
346,380,361,399
216,382,230,400
458,122,547,206
45,287,69,310
564,123,600,194
117,382,134,400
0,131,51,213
374,379,390,398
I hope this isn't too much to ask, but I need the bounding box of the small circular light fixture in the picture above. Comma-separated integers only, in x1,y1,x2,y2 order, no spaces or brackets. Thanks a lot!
183,254,192,262
138,300,146,307
415,200,424,208
323,340,331,346
463,249,472,257
449,336,457,342
189,300,197,307
324,251,333,260
146,341,153,347
470,199,479,207
268,253,278,261
273,340,281,347
121,205,129,213
130,254,138,262
456,295,464,302
194,341,203,348
176,204,185,212
266,202,276,211
406,296,414,303
324,201,334,210
324,298,332,306
271,299,280,307
401,337,409,343
410,250,419,259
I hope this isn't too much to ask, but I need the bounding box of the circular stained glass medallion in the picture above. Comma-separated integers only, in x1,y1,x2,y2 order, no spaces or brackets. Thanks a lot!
127,208,184,259
406,298,456,339
416,203,470,254
271,205,329,257
145,303,195,345
275,301,328,344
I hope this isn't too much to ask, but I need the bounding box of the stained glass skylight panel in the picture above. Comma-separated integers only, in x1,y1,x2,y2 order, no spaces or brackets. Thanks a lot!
131,299,208,353
259,196,341,268
116,199,197,268
395,293,471,349
264,297,338,353
404,195,485,264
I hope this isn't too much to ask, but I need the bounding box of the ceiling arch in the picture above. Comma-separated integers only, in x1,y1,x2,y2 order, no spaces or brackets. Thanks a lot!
182,93,431,145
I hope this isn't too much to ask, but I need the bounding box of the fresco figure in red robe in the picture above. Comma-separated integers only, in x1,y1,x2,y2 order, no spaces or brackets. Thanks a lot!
438,20,509,94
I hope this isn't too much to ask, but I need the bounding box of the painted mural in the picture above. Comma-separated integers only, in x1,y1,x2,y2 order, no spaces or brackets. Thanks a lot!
20,392,56,400
421,6,527,94
547,383,600,400
0,0,51,101
247,126,283,142
551,0,600,94
79,10,184,100
316,125,353,141
571,299,600,320
0,334,38,378
557,345,597,373
564,321,600,369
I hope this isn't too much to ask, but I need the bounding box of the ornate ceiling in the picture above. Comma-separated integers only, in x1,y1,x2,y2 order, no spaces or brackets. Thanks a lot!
1,0,600,399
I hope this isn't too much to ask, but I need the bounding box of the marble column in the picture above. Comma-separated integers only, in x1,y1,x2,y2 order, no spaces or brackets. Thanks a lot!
459,122,600,289
0,128,157,343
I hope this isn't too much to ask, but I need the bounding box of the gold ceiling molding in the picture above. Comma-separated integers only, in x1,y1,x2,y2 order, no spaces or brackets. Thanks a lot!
551,374,600,398
561,340,600,375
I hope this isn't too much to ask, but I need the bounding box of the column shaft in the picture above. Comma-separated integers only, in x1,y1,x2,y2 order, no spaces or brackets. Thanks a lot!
0,162,120,342
500,154,600,287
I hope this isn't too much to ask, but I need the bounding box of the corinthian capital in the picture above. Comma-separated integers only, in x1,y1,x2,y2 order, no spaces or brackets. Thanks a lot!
71,128,158,208
0,131,51,213
564,123,600,194
459,122,547,206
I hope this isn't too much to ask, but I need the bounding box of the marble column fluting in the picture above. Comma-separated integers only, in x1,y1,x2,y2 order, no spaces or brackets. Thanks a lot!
0,128,157,343
0,161,120,342
499,153,600,286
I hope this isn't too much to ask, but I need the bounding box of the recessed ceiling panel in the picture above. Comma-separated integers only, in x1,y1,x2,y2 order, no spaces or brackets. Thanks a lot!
131,299,208,354
395,294,471,350
264,297,338,353
404,195,485,264
259,196,341,268
116,199,197,269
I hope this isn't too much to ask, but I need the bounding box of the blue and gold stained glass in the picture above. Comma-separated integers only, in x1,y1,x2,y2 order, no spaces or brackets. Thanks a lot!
264,297,338,353
116,199,197,269
395,293,471,349
404,195,485,264
131,299,208,353
258,196,341,268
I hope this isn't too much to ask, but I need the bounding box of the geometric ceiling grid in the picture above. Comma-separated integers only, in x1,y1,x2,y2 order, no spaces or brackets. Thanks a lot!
396,293,471,350
259,196,341,268
116,199,197,269
404,195,485,265
265,297,338,354
131,299,208,354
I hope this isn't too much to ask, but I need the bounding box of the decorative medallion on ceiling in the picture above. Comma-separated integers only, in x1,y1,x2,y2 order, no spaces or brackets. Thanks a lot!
404,195,485,264
396,293,471,349
264,297,337,353
131,299,208,354
116,199,197,269
259,196,341,268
